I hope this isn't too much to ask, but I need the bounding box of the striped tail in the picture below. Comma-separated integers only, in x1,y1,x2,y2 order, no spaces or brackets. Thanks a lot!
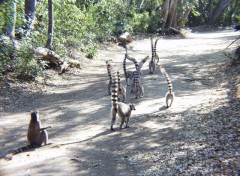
4,145,36,160
126,55,139,71
149,37,159,74
125,45,128,55
106,60,112,95
159,66,173,93
123,56,127,81
151,36,154,62
117,70,121,92
138,56,149,71
111,68,118,112
106,60,112,82
151,36,153,58
131,70,140,93
133,71,140,87
153,38,160,58
123,45,129,80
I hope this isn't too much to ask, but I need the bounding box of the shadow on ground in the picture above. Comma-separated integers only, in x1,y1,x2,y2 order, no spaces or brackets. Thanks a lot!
0,30,239,175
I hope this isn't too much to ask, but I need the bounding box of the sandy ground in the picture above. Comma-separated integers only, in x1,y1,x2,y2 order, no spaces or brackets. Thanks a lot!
0,30,239,175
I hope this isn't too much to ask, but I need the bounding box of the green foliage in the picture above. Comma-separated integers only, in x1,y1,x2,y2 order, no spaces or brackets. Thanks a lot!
0,36,14,83
148,10,161,32
130,12,150,32
0,0,239,82
219,0,240,26
85,0,131,35
83,43,98,58
14,43,43,80
0,36,43,82
191,7,201,17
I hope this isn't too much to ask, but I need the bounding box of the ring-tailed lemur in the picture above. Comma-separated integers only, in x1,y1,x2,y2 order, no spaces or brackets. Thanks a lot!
159,65,175,108
149,37,160,74
110,68,136,130
117,70,126,102
126,54,149,98
4,112,51,160
106,60,112,95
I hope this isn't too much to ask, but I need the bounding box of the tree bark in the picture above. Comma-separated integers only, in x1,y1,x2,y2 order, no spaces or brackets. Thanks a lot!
35,47,63,66
6,1,16,38
172,4,178,28
139,0,145,9
208,0,232,25
161,0,170,30
5,1,17,60
166,0,179,29
45,0,53,50
25,0,36,36
207,0,214,21
178,7,191,28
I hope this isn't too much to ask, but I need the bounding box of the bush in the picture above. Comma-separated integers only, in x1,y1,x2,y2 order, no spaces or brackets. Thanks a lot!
0,36,15,84
83,43,98,59
147,10,162,32
130,12,150,32
14,43,43,80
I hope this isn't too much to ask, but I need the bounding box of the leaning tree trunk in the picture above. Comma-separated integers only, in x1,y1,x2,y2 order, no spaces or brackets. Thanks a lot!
165,0,179,29
161,0,170,30
6,1,17,60
25,0,36,36
178,7,192,28
139,0,145,9
207,0,214,21
6,1,16,39
45,0,53,50
208,0,232,25
172,4,178,28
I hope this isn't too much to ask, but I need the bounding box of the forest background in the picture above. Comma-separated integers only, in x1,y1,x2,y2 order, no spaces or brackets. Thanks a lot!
0,0,239,83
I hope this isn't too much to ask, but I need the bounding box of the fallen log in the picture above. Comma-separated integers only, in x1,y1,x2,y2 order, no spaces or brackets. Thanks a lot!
35,47,81,74
35,47,63,66
59,58,81,74
168,27,181,35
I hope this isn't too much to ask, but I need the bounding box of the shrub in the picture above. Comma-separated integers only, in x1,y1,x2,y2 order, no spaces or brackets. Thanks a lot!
0,36,15,83
130,12,150,32
14,43,43,80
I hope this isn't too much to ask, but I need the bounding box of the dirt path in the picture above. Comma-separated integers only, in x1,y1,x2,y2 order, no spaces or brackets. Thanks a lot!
0,30,239,175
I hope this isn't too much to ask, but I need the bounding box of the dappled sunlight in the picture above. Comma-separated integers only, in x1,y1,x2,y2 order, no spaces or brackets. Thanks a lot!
174,87,227,113
133,98,163,115
187,30,238,39
140,120,181,131
1,30,239,175
53,125,108,144
1,151,79,175
1,113,29,127
155,30,238,59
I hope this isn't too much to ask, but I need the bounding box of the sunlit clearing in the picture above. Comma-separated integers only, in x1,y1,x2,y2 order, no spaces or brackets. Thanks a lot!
141,120,180,131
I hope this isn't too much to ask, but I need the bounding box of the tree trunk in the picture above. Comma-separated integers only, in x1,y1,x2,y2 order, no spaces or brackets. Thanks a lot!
161,0,170,30
5,1,17,60
226,2,234,25
178,7,191,28
207,0,214,21
139,0,145,9
6,1,16,38
25,0,36,36
166,0,179,29
45,0,53,50
172,4,178,28
208,0,232,25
